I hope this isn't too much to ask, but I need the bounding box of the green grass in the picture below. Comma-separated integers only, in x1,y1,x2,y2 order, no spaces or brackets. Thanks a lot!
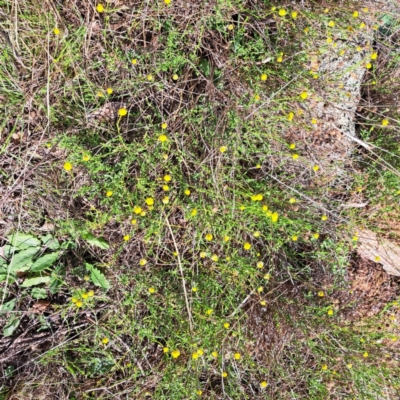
1,0,400,398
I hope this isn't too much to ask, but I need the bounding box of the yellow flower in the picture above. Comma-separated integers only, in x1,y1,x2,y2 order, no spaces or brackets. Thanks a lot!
288,112,294,121
212,351,218,357
162,196,169,204
234,353,241,360
300,91,308,100
145,197,154,206
76,301,83,307
184,189,191,196
321,215,328,221
313,233,320,239
363,352,368,358
158,134,168,142
291,235,298,241
278,9,287,17
147,75,154,81
163,347,169,353
327,309,334,316
318,291,324,297
96,4,105,13
313,165,319,171
196,390,202,396
360,22,366,29
191,208,197,217
257,286,263,293
382,119,389,126
289,198,296,204
106,88,113,95
356,46,362,52
211,254,219,262
227,24,234,30
102,337,109,344
222,372,228,378
131,58,138,65
223,322,230,329
197,349,204,356
171,350,180,359
328,21,335,27
118,108,127,117
260,381,268,388
206,308,213,315
289,143,296,150
326,37,333,44
277,55,283,63
253,231,260,238
366,63,372,69
123,235,130,241
291,11,298,19
83,154,90,162
200,251,206,258
223,235,230,242
352,11,359,18
163,174,171,182
219,146,227,153
133,206,142,214
97,91,104,97
374,256,381,262
63,162,72,171
262,205,269,212
243,242,252,250
352,236,358,241
192,287,197,292
88,290,94,297
260,73,268,81
192,352,199,360
205,233,213,241
251,193,263,201
172,74,179,81
271,212,279,223
321,364,328,371
139,258,147,266
71,297,78,303
256,163,261,169
260,300,266,306
164,0,171,4
257,261,264,269
162,185,170,191
161,122,168,130
53,28,60,35
149,287,155,294
106,190,113,197
254,94,260,101
313,74,319,79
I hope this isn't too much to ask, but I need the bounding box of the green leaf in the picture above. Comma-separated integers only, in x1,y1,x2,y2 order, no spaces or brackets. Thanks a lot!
31,288,48,299
9,247,39,272
86,263,110,290
21,276,51,287
0,298,16,313
3,245,17,258
82,233,109,250
8,233,41,250
0,272,16,284
3,316,20,337
30,252,59,272
41,235,60,250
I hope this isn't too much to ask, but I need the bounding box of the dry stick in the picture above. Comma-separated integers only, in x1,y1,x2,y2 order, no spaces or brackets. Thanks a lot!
165,215,194,334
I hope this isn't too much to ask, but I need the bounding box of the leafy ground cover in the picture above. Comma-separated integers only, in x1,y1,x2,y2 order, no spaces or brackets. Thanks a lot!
1,0,400,398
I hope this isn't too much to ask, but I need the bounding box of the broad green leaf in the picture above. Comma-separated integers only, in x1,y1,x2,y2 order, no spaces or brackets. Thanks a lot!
0,298,16,313
41,234,60,250
3,245,17,258
30,252,59,272
86,263,110,290
9,247,39,272
8,233,41,250
21,276,51,287
3,316,20,337
82,233,109,250
31,288,48,299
